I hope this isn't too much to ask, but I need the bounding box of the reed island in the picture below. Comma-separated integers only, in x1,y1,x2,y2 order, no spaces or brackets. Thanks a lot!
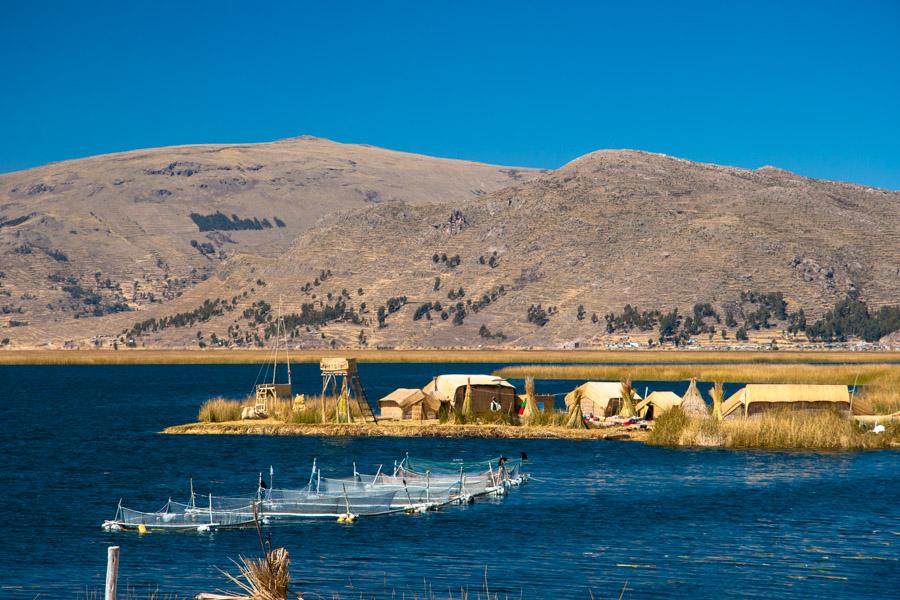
162,351,900,449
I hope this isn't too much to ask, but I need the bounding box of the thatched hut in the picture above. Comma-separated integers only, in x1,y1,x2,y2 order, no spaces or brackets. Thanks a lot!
721,384,851,419
564,382,643,419
378,388,441,421
422,375,518,415
635,391,682,420
681,378,710,418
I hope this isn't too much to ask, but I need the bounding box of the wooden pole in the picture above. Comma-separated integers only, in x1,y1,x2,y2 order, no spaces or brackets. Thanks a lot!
105,545,120,600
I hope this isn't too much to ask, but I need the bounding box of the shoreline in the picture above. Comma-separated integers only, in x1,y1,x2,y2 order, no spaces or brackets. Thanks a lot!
161,419,648,441
2,348,900,365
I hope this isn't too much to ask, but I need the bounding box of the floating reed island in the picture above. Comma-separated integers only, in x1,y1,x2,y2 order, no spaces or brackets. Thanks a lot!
164,357,648,440
165,390,645,441
493,362,900,415
166,361,900,448
493,363,900,449
163,319,900,448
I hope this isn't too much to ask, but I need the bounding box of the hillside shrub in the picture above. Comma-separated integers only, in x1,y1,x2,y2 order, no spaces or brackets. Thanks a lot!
190,211,273,232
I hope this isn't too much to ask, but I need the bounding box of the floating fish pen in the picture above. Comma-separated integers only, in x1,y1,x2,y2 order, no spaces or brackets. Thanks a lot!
102,455,529,533
102,499,257,533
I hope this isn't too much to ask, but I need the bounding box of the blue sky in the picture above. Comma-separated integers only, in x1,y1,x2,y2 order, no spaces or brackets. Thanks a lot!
2,1,899,188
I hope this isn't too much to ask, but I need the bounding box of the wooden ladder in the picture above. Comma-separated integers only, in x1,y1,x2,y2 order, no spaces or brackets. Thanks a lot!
353,378,378,423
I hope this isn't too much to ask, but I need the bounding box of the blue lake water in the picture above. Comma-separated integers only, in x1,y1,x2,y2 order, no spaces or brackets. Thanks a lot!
1,363,898,599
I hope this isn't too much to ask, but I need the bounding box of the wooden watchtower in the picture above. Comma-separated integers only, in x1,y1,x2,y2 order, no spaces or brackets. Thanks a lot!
320,357,377,423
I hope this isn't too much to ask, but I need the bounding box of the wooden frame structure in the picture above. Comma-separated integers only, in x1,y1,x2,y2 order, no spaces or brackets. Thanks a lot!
320,358,377,423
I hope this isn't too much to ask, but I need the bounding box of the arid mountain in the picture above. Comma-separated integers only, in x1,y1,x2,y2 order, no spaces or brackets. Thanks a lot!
1,142,898,349
0,136,540,347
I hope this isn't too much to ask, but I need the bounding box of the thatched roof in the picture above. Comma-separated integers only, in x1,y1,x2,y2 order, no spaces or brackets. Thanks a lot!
635,391,682,417
681,378,710,418
378,388,427,409
564,382,643,410
721,384,851,418
422,375,515,403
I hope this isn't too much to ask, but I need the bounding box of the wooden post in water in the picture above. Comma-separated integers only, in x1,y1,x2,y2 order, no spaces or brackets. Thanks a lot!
105,545,120,600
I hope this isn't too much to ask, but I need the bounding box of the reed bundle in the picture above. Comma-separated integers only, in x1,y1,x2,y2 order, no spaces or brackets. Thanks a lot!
618,379,636,418
521,376,538,425
218,548,292,600
565,389,587,429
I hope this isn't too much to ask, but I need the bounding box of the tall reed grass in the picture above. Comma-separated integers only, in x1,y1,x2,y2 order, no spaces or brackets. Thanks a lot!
524,409,568,427
648,407,900,449
287,395,364,424
197,394,370,425
4,348,899,365
198,397,243,422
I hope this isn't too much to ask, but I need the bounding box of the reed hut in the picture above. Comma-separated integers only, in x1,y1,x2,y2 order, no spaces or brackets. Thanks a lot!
635,391,682,420
564,382,643,419
721,384,851,419
422,375,518,415
681,378,710,418
377,388,441,421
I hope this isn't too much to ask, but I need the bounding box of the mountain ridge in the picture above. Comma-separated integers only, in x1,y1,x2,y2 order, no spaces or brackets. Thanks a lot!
1,137,897,349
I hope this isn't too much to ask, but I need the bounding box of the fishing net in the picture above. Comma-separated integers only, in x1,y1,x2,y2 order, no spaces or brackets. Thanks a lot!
263,488,398,516
113,501,254,530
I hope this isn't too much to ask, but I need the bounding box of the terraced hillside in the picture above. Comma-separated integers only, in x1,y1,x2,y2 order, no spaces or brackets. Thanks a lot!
249,150,900,348
1,144,898,349
0,136,540,347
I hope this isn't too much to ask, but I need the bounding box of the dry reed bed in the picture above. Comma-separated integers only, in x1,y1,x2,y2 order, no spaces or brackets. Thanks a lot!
164,420,644,440
197,396,365,424
3,348,900,365
648,408,900,449
495,363,900,414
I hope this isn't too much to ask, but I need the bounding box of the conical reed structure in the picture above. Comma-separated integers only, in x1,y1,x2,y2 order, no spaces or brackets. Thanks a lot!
618,378,637,417
710,381,724,421
461,380,474,419
335,378,349,423
681,377,710,418
565,388,587,429
522,376,538,425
